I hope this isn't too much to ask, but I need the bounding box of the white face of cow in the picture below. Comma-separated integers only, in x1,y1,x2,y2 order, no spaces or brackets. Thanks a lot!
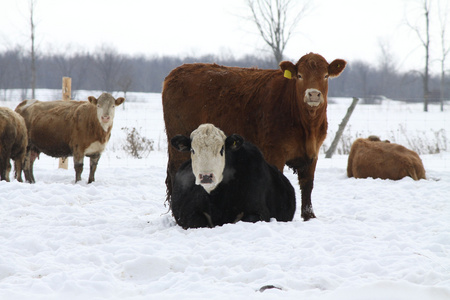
171,124,244,194
88,93,125,132
189,124,227,193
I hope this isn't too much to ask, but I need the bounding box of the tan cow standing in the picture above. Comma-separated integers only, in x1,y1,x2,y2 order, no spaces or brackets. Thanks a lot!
15,93,124,183
0,107,27,182
347,136,426,180
163,53,346,221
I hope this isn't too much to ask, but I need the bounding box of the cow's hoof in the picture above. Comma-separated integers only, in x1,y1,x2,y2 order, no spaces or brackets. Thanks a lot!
301,205,316,221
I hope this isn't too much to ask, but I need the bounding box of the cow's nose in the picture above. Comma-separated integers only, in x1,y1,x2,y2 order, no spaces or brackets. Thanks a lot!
199,173,214,184
101,116,110,123
308,91,321,101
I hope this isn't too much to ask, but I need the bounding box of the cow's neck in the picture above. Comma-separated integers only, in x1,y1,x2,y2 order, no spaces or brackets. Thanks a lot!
88,108,112,142
298,103,328,160
99,121,112,133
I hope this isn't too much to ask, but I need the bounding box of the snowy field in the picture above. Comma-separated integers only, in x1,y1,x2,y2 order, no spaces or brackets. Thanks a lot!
0,90,449,300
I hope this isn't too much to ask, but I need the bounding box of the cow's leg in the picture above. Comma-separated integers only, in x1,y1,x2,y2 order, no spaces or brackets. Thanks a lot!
5,160,11,182
73,153,84,183
202,212,214,228
28,150,38,183
288,156,317,221
23,148,34,183
0,151,10,181
88,153,101,184
14,158,23,182
296,158,318,221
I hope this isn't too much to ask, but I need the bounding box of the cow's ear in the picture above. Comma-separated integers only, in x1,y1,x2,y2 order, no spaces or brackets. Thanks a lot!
171,135,191,152
279,61,297,80
328,59,346,78
115,97,125,106
88,96,98,105
225,134,244,151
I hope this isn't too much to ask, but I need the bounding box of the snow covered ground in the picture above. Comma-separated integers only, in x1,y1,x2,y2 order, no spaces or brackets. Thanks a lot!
0,90,449,300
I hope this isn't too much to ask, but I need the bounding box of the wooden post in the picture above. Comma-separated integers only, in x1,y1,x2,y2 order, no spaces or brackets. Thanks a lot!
58,77,71,169
325,97,359,158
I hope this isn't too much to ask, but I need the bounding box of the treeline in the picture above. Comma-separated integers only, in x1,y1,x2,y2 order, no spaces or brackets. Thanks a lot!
0,45,447,102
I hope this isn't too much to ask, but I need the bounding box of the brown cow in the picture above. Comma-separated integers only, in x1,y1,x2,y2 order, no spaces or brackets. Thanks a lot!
0,107,27,182
347,136,426,180
162,53,346,221
15,93,124,183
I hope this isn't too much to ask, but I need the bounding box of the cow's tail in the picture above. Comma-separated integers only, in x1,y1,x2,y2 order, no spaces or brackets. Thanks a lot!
164,163,173,212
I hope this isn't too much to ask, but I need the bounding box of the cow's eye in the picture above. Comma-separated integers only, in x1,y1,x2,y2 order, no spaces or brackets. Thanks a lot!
325,74,329,79
298,74,302,79
190,149,195,155
220,146,224,156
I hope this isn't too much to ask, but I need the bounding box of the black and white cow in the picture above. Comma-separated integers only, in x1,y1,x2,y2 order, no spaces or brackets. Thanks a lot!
170,123,296,229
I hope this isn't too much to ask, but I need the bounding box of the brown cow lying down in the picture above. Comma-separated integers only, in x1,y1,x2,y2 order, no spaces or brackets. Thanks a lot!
162,52,346,221
15,93,124,183
0,107,27,182
347,136,426,180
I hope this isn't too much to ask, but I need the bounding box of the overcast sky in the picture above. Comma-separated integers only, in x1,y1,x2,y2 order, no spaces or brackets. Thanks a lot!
0,0,448,74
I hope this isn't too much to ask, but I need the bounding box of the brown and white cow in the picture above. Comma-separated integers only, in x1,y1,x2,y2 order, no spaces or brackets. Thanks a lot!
0,107,27,182
15,93,124,183
347,136,426,180
162,53,346,221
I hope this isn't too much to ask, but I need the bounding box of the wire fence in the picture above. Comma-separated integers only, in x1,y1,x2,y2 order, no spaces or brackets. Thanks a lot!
1,90,449,172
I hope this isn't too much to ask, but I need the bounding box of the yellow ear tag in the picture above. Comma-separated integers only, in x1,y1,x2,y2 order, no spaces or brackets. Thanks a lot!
284,70,292,79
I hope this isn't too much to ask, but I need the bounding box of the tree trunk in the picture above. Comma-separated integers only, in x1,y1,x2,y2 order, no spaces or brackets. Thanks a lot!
441,71,445,112
30,0,36,99
325,97,359,158
423,5,430,112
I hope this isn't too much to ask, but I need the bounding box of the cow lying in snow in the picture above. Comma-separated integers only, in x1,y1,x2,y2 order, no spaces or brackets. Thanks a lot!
0,107,27,182
15,93,124,183
170,124,296,229
347,136,426,180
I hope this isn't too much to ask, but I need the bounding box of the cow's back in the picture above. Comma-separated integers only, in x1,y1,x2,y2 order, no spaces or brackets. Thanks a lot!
163,63,280,141
220,142,295,222
16,100,96,157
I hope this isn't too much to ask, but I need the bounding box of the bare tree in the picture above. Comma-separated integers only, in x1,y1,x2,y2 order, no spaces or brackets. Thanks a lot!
406,0,432,112
352,61,370,99
378,38,398,97
117,65,133,110
438,0,449,111
246,0,311,64
52,47,92,94
94,45,125,92
29,0,37,99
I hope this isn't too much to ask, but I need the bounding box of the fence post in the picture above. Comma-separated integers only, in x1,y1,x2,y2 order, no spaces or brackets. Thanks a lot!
325,97,359,158
58,77,71,169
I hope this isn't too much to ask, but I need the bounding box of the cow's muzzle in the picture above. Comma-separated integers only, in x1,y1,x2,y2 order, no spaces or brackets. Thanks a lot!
101,116,111,123
199,173,214,184
304,88,324,107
